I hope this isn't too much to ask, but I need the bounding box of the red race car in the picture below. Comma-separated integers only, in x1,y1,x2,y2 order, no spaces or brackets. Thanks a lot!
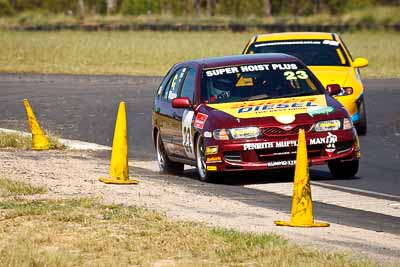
152,54,360,182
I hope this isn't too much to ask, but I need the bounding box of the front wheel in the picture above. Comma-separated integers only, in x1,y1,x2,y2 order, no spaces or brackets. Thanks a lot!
328,159,359,179
156,131,184,175
195,135,219,183
356,99,367,135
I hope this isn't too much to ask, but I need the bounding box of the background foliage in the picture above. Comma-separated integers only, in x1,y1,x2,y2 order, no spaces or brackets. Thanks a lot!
1,0,397,17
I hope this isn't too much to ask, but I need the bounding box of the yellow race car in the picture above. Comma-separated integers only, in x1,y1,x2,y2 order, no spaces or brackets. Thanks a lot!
242,32,368,135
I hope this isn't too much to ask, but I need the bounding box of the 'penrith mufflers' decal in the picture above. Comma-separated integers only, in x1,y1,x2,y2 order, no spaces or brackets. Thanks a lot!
208,95,327,119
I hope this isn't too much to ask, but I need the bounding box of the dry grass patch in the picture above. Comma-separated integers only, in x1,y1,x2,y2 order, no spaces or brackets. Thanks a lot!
0,30,398,78
0,177,47,197
0,132,66,150
0,197,380,266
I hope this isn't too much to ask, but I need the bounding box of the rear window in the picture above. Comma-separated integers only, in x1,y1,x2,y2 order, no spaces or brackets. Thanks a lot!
201,62,324,104
247,40,349,67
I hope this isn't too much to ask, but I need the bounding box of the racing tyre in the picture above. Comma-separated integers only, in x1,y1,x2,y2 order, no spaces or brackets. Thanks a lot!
328,159,359,179
195,135,219,183
356,99,367,135
156,131,184,175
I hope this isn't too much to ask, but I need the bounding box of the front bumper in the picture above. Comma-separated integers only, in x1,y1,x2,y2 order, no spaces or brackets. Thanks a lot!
203,130,360,172
335,94,363,123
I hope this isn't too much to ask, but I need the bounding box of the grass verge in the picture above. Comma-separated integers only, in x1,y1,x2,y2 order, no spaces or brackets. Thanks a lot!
0,30,398,78
0,195,379,266
0,132,66,150
0,177,47,197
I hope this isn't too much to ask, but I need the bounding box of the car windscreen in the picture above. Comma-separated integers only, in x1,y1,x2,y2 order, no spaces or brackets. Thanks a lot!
201,62,324,104
247,40,349,66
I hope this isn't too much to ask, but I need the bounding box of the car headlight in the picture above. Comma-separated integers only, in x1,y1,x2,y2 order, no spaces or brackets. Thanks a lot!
314,120,341,132
314,118,353,132
213,127,260,140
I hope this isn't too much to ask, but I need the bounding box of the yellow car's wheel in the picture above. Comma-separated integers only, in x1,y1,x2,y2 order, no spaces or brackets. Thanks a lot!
356,99,367,135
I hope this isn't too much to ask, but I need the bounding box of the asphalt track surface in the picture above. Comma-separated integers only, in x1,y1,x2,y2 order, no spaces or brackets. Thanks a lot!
0,74,399,237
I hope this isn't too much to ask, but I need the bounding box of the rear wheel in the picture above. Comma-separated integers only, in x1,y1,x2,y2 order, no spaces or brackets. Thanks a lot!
356,99,367,135
195,135,219,183
328,159,359,179
156,131,184,175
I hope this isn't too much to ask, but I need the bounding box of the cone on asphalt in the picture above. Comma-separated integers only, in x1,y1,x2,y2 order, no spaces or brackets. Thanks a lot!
274,129,329,227
23,99,49,150
99,102,138,185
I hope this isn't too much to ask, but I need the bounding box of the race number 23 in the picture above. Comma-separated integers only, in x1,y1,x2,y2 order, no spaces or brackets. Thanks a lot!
284,70,309,80
181,110,196,159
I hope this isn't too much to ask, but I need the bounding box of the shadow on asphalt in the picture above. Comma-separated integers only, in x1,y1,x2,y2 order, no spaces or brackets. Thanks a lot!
133,165,399,236
180,167,360,186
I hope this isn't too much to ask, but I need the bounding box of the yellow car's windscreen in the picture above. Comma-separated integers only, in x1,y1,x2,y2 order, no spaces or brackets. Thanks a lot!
246,40,350,67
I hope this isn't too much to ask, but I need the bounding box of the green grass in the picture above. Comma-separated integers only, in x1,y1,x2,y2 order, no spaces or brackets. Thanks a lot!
0,196,379,266
0,30,398,78
0,132,66,150
0,177,47,197
0,5,399,27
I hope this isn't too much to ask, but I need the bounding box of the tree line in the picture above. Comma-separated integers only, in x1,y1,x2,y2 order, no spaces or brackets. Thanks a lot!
0,0,398,17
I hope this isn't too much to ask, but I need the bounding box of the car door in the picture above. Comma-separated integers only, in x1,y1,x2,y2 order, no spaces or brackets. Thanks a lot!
172,67,197,159
157,67,187,156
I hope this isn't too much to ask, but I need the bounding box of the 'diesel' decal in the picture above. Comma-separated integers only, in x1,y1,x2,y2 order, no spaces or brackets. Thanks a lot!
182,109,196,159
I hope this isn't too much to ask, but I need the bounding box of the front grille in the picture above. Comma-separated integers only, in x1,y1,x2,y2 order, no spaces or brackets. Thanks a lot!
256,144,324,162
336,141,353,153
262,124,312,136
224,151,242,162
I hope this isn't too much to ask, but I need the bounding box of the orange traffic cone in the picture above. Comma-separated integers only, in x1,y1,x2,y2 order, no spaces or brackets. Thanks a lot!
99,102,138,185
23,99,49,150
274,129,329,227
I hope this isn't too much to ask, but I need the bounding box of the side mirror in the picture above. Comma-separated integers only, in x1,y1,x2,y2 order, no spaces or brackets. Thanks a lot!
352,57,368,68
326,84,341,96
172,97,191,108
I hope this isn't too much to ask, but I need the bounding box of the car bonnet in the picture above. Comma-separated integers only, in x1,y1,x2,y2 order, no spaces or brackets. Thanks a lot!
207,94,332,122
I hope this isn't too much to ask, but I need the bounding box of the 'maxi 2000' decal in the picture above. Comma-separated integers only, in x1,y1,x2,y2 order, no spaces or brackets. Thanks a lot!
208,95,327,119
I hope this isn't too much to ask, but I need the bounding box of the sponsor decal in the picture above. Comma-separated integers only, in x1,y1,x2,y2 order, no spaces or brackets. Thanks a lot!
255,41,321,47
267,160,296,167
208,95,327,119
206,156,222,163
205,64,299,77
324,132,337,157
322,40,339,46
307,106,335,117
194,113,208,129
205,146,218,155
254,40,339,47
203,131,212,138
243,132,338,152
206,166,217,171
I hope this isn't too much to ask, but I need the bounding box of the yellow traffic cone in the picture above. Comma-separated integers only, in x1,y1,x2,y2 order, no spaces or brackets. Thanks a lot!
23,99,49,150
99,102,138,185
274,129,329,227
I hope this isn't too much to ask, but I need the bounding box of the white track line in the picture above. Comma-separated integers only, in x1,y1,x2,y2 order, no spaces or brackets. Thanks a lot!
311,181,400,201
244,182,400,218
